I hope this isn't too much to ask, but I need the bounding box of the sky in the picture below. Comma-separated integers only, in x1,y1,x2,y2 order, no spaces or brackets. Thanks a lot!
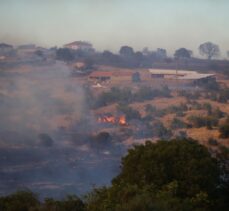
0,0,229,57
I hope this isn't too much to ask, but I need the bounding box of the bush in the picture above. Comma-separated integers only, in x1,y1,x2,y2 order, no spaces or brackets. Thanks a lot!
188,115,218,129
208,138,218,146
56,48,74,61
134,86,157,102
94,86,171,108
176,131,187,139
144,104,157,114
190,101,202,110
212,107,225,119
116,104,141,120
202,103,212,115
170,118,187,129
43,195,85,211
0,190,40,211
132,72,141,82
219,118,229,138
194,77,220,91
38,133,53,147
178,90,200,100
152,121,172,138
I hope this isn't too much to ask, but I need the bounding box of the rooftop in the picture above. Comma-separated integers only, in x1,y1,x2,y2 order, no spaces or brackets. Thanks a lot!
64,41,92,46
18,44,36,49
149,69,215,80
0,43,13,48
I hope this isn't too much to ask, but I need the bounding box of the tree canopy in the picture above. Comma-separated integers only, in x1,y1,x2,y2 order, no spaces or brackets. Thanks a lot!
199,42,220,60
113,140,219,196
0,140,228,211
86,139,228,211
56,48,74,61
119,46,134,57
174,48,192,59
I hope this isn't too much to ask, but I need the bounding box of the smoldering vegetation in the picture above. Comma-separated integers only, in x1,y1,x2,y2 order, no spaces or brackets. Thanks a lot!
0,61,125,198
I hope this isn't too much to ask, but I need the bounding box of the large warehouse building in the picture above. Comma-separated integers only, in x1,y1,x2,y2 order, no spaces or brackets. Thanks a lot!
88,69,215,89
149,69,215,81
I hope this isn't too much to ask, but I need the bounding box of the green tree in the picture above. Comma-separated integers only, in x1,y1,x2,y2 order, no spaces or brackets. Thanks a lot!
113,140,219,196
43,195,85,211
199,42,220,60
119,46,134,57
85,139,223,211
38,133,53,147
132,72,141,82
56,48,74,61
170,118,187,129
90,131,113,150
174,48,192,59
0,190,40,211
219,118,229,138
144,104,156,114
153,121,172,138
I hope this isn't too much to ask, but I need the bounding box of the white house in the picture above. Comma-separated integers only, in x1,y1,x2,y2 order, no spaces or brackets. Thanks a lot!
64,41,93,51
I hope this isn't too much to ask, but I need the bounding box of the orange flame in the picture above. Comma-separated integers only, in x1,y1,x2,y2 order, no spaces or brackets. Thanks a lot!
118,115,127,125
98,116,115,124
97,115,127,126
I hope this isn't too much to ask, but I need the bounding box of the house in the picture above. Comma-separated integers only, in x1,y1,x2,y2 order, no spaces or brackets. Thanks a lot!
64,41,93,51
17,44,37,58
0,43,14,56
18,44,36,50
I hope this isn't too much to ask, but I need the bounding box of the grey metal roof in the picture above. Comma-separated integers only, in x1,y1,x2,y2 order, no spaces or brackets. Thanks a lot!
149,69,215,80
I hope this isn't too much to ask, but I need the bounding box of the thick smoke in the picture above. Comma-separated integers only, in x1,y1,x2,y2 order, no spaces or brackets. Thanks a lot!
0,61,123,199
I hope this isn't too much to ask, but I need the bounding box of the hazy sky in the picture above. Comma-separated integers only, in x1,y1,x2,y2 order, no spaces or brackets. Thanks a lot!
0,0,229,56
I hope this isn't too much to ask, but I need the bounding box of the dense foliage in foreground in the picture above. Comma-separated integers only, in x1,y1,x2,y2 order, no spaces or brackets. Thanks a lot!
0,139,228,211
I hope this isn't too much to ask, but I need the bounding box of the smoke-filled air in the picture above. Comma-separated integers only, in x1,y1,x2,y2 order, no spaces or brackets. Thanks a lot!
0,60,126,198
0,1,228,210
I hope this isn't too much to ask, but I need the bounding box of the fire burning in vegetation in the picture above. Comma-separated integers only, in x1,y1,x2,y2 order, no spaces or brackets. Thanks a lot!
97,115,127,126
118,115,126,125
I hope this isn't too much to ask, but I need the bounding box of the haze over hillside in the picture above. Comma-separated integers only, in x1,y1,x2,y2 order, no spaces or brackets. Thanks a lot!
0,1,228,210
0,0,229,56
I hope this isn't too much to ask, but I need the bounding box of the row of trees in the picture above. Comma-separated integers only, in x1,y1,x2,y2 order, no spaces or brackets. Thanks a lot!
1,139,228,210
102,41,221,67
56,41,223,63
174,42,221,60
54,41,229,70
113,41,221,61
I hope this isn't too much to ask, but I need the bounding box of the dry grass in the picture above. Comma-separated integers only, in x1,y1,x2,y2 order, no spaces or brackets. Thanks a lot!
2,64,229,148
